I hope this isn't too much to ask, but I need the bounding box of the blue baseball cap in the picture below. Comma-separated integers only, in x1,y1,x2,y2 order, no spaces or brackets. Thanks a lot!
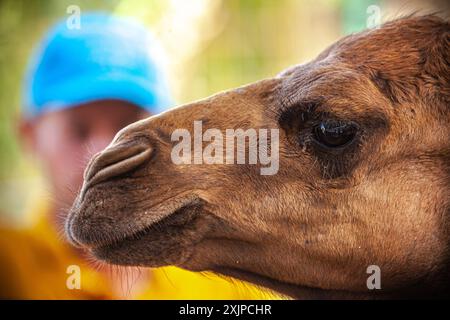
23,13,173,118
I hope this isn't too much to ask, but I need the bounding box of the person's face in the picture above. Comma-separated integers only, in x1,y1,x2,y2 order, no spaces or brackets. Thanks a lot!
20,100,149,221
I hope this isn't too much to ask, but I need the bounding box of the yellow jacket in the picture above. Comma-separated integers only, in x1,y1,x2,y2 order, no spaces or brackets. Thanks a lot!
0,200,278,300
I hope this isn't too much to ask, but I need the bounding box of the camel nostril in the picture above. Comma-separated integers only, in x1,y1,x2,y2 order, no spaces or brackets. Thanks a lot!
83,141,153,190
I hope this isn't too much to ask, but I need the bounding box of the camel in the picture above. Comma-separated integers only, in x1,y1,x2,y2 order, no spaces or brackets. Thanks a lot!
66,15,450,299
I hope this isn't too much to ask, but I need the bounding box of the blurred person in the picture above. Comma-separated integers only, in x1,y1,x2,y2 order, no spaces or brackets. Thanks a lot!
0,13,274,299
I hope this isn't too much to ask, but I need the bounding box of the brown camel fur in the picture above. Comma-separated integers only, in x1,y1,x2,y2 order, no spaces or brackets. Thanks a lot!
66,15,450,299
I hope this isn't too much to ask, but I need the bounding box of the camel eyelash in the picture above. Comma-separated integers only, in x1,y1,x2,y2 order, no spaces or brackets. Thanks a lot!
278,101,319,132
279,103,356,138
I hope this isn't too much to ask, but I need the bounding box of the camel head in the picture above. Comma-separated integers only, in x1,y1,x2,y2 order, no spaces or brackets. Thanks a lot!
66,16,450,299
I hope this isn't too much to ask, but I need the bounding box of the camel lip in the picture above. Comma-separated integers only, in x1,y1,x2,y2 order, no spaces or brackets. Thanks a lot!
89,200,203,266
66,192,202,250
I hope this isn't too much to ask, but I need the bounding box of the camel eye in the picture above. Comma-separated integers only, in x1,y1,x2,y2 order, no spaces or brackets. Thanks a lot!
313,120,358,148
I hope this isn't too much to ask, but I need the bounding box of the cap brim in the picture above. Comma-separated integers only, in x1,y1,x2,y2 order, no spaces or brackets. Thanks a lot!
30,72,173,117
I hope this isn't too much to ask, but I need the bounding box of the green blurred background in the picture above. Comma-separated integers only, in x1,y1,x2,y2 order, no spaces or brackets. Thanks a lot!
0,0,447,224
